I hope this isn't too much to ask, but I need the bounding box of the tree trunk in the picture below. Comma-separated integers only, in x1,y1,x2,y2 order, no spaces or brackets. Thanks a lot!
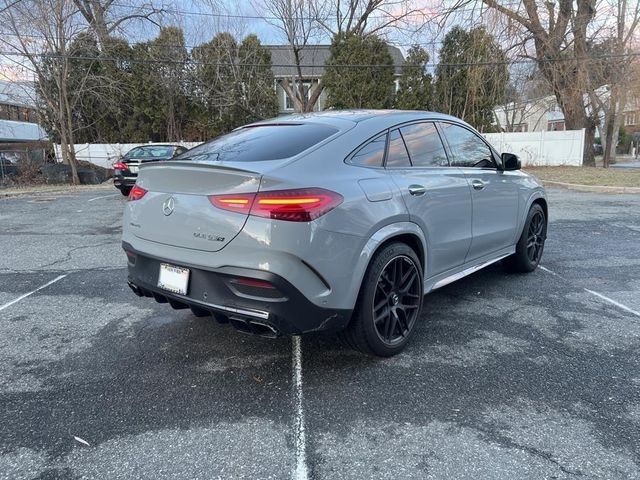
61,79,80,185
554,87,596,166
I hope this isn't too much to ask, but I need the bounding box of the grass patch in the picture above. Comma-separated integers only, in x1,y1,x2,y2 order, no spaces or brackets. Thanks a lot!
524,166,640,188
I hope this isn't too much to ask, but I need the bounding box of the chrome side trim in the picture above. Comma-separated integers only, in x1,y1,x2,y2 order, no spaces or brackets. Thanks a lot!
210,302,270,320
432,253,510,290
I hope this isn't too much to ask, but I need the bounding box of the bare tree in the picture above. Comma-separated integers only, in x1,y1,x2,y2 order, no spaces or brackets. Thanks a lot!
0,0,86,184
255,0,327,113
258,0,427,113
589,0,640,167
73,0,164,47
446,0,639,166
316,0,427,38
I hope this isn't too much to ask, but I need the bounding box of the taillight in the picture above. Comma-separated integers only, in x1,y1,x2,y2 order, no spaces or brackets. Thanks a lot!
208,188,342,222
128,185,147,201
208,193,256,213
113,162,127,170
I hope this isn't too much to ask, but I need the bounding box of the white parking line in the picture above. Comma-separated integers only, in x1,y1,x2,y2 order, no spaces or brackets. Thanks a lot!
540,265,640,318
87,193,118,202
0,274,67,312
292,336,308,480
539,265,560,276
584,289,640,318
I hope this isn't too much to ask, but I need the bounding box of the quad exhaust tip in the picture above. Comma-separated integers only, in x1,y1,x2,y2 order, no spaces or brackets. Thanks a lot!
127,281,279,337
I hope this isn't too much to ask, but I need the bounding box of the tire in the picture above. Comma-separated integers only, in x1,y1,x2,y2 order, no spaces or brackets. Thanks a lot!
119,187,131,197
504,203,547,273
340,242,423,357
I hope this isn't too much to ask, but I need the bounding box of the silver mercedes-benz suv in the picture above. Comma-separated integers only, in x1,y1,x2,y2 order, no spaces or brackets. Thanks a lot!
122,110,547,356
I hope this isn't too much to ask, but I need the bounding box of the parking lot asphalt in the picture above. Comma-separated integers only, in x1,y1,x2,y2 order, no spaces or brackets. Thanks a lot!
0,187,639,479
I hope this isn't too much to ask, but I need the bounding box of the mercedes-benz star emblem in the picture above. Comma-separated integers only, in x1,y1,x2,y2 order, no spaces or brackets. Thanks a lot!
162,196,175,216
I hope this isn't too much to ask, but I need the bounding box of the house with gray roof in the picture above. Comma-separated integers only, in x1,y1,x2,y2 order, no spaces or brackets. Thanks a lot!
267,45,405,115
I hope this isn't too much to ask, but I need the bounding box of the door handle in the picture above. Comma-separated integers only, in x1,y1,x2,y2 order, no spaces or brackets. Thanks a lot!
408,184,427,196
471,179,485,190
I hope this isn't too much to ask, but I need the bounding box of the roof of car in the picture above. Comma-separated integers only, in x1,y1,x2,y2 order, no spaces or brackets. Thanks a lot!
249,110,464,129
132,144,179,148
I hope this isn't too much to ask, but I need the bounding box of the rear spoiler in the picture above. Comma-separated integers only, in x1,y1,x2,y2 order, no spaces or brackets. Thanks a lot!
140,160,259,175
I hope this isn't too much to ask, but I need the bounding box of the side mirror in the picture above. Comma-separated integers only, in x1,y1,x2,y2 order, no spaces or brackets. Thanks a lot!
501,152,521,171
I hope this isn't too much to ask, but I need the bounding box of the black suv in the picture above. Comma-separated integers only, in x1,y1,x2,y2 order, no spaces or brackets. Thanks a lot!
113,145,189,196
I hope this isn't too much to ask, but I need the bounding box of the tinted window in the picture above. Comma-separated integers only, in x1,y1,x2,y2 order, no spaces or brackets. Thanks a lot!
386,129,411,167
350,133,387,167
180,124,337,162
125,146,175,159
399,122,448,167
440,123,495,168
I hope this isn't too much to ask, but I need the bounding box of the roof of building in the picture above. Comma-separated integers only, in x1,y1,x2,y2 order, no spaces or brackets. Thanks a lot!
0,119,47,142
267,44,405,77
0,80,37,108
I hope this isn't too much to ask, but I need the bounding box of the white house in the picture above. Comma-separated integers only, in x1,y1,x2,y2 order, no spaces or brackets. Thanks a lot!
493,85,640,138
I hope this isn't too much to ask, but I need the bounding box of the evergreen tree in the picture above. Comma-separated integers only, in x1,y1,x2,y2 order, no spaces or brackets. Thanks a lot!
238,35,278,123
434,26,509,131
395,45,433,110
323,34,395,109
192,33,277,137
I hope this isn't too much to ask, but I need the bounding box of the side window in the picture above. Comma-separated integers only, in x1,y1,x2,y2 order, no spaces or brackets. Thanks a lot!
385,129,411,167
399,122,449,167
349,133,387,167
439,123,496,168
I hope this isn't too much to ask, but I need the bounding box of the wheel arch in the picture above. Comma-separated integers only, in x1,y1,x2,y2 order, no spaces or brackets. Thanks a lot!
348,222,427,310
531,197,548,222
518,190,548,236
374,233,425,273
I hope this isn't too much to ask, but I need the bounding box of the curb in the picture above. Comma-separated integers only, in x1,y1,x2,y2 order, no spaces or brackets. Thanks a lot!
542,180,640,194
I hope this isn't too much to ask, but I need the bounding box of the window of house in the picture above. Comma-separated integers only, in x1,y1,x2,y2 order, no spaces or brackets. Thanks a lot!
349,133,387,167
399,122,449,167
625,112,637,126
385,129,411,167
547,120,565,131
439,123,496,168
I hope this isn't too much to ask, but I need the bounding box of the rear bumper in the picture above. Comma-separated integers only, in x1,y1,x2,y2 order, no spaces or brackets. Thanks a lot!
113,172,137,189
123,242,352,336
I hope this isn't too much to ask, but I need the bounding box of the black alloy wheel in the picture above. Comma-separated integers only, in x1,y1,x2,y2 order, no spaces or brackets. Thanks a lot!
340,242,424,357
504,203,547,273
372,255,422,346
526,210,545,263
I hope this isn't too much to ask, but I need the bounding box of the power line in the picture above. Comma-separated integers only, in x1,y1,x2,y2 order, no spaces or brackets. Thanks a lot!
0,30,448,49
1,49,638,69
106,1,514,22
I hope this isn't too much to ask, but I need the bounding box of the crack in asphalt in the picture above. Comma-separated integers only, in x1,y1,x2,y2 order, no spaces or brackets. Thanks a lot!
36,241,120,269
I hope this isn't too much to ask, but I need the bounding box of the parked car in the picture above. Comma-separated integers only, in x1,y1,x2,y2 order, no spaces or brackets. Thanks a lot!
122,111,547,356
593,143,603,156
0,153,18,179
113,144,189,196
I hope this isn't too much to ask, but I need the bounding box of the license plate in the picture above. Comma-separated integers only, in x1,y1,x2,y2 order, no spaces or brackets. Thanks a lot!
129,166,139,173
158,263,190,295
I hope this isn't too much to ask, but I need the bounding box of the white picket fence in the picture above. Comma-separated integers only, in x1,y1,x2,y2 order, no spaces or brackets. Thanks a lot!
483,129,585,166
55,142,202,168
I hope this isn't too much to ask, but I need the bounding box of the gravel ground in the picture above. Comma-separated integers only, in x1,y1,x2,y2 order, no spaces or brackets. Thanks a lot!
0,186,639,479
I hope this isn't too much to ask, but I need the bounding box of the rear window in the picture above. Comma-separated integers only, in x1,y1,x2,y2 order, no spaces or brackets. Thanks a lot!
125,146,175,159
179,124,338,162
